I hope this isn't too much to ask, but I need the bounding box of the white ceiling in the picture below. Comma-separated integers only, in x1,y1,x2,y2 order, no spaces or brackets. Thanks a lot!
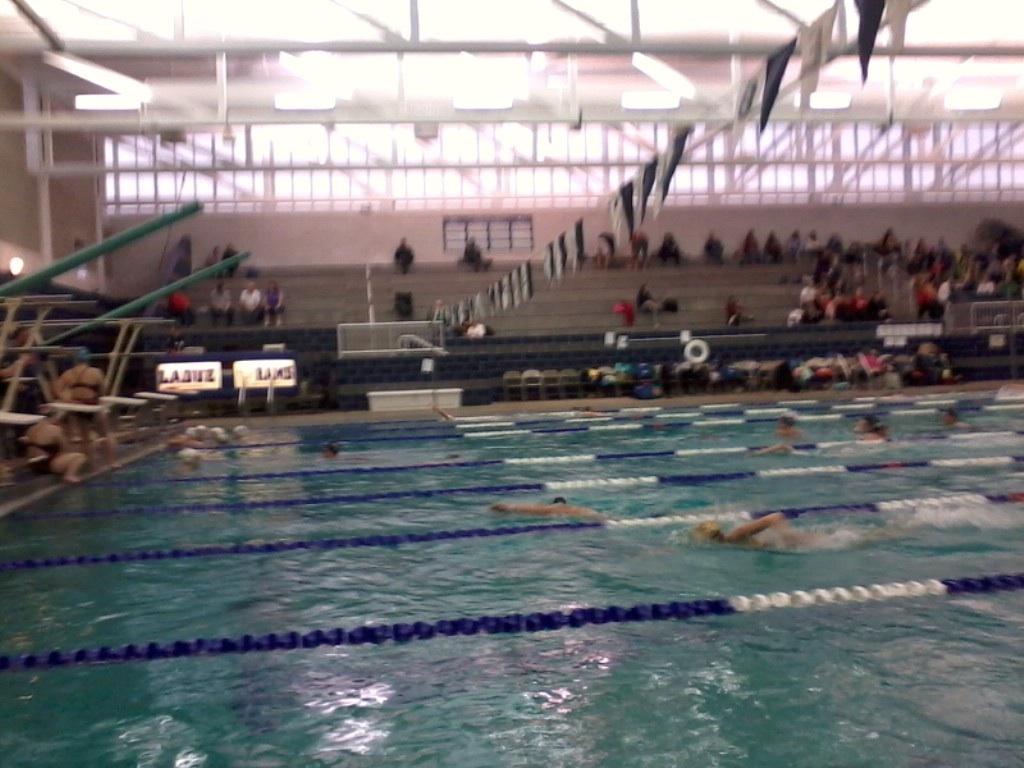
2,0,1024,129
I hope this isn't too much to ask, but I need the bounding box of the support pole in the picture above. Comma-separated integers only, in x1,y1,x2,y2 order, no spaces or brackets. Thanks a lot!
0,201,203,298
46,250,249,345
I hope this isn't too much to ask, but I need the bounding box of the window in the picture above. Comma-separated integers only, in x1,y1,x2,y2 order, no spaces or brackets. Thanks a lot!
443,216,534,253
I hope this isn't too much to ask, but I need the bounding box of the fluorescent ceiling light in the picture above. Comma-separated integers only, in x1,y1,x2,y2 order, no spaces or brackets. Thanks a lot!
794,91,852,110
453,93,515,110
45,52,151,102
621,90,680,110
274,91,337,111
631,53,696,100
944,88,1002,111
74,94,143,110
279,52,354,100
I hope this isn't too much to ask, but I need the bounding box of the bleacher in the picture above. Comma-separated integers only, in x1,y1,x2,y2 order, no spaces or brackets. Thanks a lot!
180,257,910,335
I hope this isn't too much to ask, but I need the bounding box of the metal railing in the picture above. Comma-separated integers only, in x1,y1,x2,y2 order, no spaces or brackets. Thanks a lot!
336,321,445,359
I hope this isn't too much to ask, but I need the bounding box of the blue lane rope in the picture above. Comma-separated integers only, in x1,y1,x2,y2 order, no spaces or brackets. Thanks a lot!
196,401,1006,452
88,429,1024,487
334,394,997,435
23,455,1023,521
0,491,1014,575
2,571,1021,674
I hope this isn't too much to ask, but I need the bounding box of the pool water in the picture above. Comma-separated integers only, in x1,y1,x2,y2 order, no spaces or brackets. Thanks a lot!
2,397,1024,767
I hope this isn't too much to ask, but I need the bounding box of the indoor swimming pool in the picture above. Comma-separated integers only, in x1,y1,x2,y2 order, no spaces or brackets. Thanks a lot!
2,392,1024,767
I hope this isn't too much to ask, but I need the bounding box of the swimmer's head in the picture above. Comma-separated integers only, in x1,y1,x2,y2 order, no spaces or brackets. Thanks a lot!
552,497,567,504
941,408,959,425
778,415,796,428
322,443,339,458
690,520,725,543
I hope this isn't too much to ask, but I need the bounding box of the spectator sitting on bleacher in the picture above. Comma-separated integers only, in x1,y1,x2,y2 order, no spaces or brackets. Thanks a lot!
876,228,900,257
799,277,817,311
851,287,870,320
394,238,414,274
726,295,752,326
630,230,650,269
915,277,943,319
209,281,233,326
737,230,761,264
703,232,724,264
596,232,615,269
787,230,804,262
167,291,194,326
866,290,890,322
656,233,682,266
462,238,491,272
764,231,783,264
976,274,996,296
264,281,285,327
825,233,844,254
636,284,658,325
239,281,263,325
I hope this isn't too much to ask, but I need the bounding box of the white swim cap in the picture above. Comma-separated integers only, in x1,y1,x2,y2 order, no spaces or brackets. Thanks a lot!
184,427,198,438
232,425,249,437
178,447,201,463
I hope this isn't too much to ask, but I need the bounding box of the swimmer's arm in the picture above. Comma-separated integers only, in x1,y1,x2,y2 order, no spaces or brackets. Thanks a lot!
752,444,794,456
723,512,788,543
489,503,606,520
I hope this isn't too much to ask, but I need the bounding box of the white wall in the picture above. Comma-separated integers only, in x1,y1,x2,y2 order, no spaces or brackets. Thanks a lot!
103,201,1024,297
0,72,40,264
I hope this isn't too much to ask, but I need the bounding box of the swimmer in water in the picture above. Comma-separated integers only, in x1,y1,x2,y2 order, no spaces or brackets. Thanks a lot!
322,443,340,458
855,415,889,442
490,497,606,520
752,415,804,455
690,512,827,550
940,408,970,429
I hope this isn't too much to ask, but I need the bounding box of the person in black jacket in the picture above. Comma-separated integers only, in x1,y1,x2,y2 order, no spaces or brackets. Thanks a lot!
394,238,414,274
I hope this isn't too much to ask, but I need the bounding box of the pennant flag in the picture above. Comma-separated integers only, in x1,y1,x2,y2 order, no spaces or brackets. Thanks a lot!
760,38,797,132
610,181,636,249
501,274,512,309
856,0,886,82
516,265,528,302
488,282,499,309
510,271,522,307
523,261,534,297
650,128,691,220
886,0,911,49
571,219,584,272
635,159,659,224
474,292,488,319
799,4,837,106
555,234,567,280
543,242,556,281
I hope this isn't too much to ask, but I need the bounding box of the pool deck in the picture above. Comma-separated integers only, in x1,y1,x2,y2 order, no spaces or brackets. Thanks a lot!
0,378,1015,519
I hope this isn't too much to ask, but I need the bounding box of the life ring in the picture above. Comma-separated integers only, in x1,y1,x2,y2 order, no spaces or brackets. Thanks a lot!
683,338,710,364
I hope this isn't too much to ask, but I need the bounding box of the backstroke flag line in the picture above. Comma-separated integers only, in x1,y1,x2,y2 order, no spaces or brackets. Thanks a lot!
799,4,837,105
650,127,692,220
856,0,886,82
760,37,797,132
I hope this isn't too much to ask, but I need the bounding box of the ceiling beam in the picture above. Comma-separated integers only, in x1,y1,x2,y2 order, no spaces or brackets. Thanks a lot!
2,38,1023,58
1,103,1021,132
9,0,64,51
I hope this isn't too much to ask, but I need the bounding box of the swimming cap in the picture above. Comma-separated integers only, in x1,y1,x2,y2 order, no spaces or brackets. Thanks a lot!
691,521,723,542
779,415,796,427
552,497,567,504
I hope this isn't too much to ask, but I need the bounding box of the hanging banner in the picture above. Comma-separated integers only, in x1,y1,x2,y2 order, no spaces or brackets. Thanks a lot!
856,0,886,82
886,0,912,49
799,4,838,105
650,128,692,220
635,158,659,224
760,37,798,132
